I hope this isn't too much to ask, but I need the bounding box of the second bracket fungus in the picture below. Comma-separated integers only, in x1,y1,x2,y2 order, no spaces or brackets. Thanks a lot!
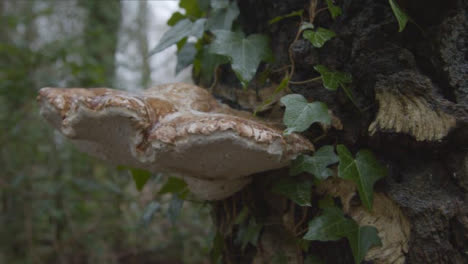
38,83,313,200
369,71,458,141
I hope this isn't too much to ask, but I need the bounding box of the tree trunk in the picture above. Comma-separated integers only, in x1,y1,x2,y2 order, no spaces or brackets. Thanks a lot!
210,0,468,263
79,0,122,87
136,0,151,88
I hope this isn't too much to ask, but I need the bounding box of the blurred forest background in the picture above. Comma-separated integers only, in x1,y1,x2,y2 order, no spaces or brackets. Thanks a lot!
0,0,212,263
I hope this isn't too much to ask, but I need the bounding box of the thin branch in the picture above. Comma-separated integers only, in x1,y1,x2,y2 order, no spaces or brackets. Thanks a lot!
289,76,322,85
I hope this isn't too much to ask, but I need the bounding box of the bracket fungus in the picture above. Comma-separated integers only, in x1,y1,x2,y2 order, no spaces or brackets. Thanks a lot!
368,71,459,141
38,83,313,200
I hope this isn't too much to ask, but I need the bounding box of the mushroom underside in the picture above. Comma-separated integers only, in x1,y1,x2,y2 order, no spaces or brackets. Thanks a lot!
38,85,314,200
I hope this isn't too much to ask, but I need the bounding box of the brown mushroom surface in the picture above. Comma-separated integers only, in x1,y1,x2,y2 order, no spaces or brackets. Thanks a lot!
38,83,313,200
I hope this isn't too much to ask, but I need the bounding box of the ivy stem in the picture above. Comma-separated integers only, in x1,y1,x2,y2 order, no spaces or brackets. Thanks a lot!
289,76,322,84
308,0,317,23
314,7,329,17
272,64,292,73
294,207,309,232
209,66,221,92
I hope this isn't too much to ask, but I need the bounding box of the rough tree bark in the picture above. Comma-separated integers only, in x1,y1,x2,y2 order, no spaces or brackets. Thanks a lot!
208,0,468,263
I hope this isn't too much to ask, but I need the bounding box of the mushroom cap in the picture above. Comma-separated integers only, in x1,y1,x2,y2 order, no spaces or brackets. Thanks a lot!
38,83,313,199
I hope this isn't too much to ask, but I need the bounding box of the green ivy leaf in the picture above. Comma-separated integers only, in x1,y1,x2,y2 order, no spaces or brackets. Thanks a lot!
167,194,184,224
337,145,387,210
180,0,203,18
280,94,331,134
206,1,239,30
150,18,206,55
234,206,249,225
194,46,229,84
167,11,186,26
129,168,151,191
141,201,161,226
303,28,336,48
176,42,197,74
209,30,273,87
268,9,304,25
272,178,312,206
304,207,382,263
299,22,314,31
211,0,229,9
303,207,356,241
159,177,189,198
198,0,211,11
388,0,409,32
313,65,352,91
348,226,382,264
210,232,224,264
325,0,342,19
318,196,335,209
290,145,339,179
237,218,263,250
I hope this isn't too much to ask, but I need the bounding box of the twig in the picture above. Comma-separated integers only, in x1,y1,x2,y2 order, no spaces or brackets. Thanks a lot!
294,207,309,233
272,65,292,73
287,16,305,82
308,0,318,23
209,66,220,93
289,76,322,85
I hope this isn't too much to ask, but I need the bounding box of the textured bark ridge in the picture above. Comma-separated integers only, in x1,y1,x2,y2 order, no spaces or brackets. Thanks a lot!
209,0,468,263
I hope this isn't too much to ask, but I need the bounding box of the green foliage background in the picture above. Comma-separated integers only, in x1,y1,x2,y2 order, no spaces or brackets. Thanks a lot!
0,1,212,263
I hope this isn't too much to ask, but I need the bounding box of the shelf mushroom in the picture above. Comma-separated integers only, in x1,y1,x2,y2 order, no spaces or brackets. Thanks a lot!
38,83,313,200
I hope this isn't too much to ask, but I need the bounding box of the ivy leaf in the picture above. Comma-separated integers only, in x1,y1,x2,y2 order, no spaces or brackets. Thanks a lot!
194,46,229,84
129,168,151,191
337,145,387,210
268,9,304,25
167,11,186,26
159,177,189,198
141,201,161,226
303,28,336,48
191,18,206,38
313,65,352,91
280,94,331,134
234,206,250,225
176,42,197,74
210,232,224,264
206,1,239,30
299,22,314,31
198,0,211,11
272,178,312,206
237,218,263,250
149,18,206,55
209,30,273,87
318,196,335,209
388,0,409,32
179,0,203,18
290,145,338,180
303,207,357,241
325,0,342,19
211,0,229,9
167,194,184,225
304,206,382,263
348,226,382,264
